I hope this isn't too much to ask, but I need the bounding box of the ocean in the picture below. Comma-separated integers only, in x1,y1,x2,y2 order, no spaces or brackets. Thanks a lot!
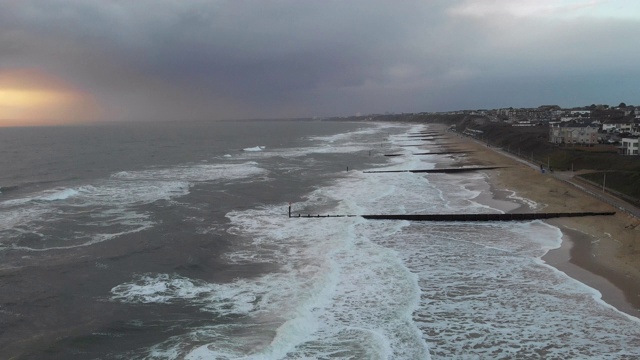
1,120,639,359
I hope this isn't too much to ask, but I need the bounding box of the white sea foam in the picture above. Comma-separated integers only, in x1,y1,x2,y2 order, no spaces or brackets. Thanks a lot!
505,188,541,210
113,123,640,358
0,180,185,251
228,122,407,162
281,123,409,157
307,124,394,143
382,220,640,358
1,162,268,251
111,273,258,316
122,126,433,357
39,188,80,201
11,222,154,251
114,123,434,358
0,206,49,234
2,187,81,206
232,142,377,161
199,205,428,359
111,162,267,183
243,146,265,152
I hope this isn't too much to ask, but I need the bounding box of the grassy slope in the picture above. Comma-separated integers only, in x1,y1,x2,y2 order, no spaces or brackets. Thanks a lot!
377,114,640,203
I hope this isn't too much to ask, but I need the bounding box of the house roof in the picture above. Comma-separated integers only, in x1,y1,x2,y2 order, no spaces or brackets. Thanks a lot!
558,122,598,128
603,118,636,124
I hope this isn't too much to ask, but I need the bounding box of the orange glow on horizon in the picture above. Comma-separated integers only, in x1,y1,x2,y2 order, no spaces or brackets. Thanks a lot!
0,69,101,127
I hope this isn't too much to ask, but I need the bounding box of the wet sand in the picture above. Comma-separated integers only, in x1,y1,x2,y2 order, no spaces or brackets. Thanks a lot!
431,125,640,318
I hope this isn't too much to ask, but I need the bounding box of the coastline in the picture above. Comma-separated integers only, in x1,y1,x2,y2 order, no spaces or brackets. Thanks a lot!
433,124,640,318
542,222,640,317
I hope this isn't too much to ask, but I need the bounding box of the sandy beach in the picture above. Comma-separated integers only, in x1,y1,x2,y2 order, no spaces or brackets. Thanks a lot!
436,125,640,318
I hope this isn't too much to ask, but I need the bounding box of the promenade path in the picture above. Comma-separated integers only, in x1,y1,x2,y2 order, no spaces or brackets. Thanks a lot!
551,171,640,219
462,134,640,219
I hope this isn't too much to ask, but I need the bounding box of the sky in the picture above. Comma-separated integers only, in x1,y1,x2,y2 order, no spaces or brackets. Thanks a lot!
1,0,640,126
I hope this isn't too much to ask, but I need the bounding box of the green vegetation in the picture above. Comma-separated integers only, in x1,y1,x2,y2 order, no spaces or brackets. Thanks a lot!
362,113,640,204
580,171,640,205
448,115,640,204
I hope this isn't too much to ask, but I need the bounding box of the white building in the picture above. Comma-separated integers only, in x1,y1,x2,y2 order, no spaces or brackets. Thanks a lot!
602,121,634,133
571,110,591,116
620,137,639,155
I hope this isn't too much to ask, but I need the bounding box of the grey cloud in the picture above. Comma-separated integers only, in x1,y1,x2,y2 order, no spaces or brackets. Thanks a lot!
1,0,639,121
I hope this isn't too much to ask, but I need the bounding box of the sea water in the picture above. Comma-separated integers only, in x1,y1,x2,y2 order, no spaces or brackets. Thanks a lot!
1,120,639,359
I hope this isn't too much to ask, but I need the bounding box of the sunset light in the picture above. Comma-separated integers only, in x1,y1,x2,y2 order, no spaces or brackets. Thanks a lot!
3,1,640,357
0,69,100,127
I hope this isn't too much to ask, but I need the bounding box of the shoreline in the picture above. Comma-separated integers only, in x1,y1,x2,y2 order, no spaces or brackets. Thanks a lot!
433,124,640,318
542,221,640,317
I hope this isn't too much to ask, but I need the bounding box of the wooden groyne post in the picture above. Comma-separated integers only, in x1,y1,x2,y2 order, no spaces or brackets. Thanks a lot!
383,151,473,157
288,210,616,221
360,212,615,221
363,166,507,174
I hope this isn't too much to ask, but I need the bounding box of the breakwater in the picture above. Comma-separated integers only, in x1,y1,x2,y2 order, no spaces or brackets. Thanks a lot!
384,151,472,157
288,210,615,221
363,166,506,174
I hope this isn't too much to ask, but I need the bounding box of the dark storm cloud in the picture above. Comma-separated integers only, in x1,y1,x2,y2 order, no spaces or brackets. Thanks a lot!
1,0,640,121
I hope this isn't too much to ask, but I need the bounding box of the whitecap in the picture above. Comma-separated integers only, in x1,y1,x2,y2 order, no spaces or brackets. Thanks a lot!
110,273,258,316
39,188,80,201
110,162,267,183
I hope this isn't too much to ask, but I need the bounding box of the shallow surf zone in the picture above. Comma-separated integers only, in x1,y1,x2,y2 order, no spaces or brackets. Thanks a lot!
383,220,640,358
104,122,513,359
232,123,403,161
0,161,268,251
320,146,640,357
109,122,640,359
106,123,428,359
111,195,430,358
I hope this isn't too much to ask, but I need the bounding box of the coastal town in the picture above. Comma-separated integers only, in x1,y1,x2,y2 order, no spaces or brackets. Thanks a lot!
455,104,639,155
343,103,640,155
327,103,640,208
